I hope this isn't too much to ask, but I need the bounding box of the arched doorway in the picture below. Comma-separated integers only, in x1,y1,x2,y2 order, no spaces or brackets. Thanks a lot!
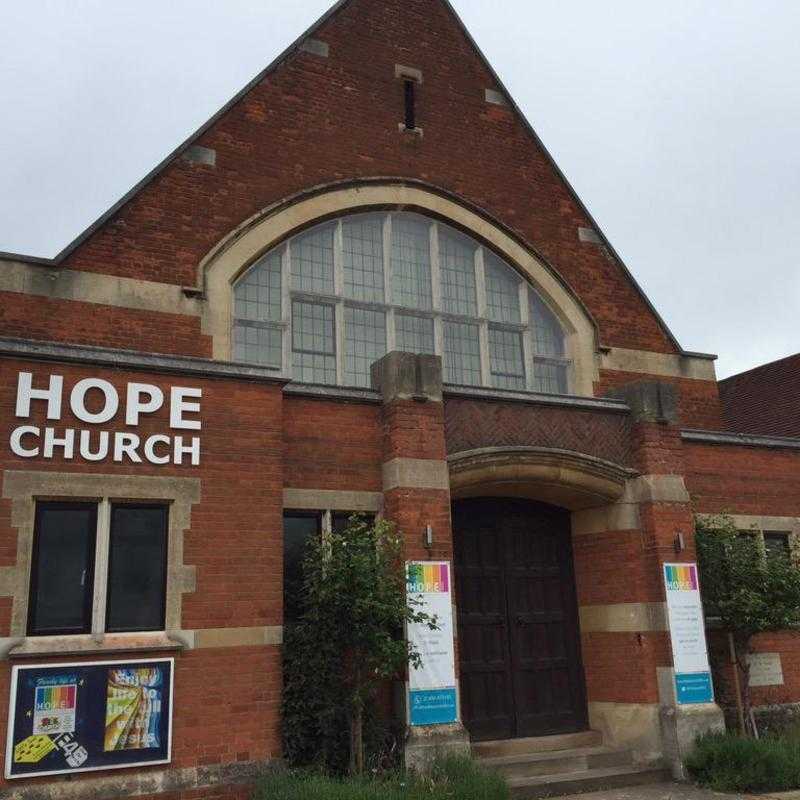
453,498,588,742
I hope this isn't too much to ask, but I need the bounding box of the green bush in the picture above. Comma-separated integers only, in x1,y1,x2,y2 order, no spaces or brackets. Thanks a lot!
252,756,509,800
687,731,800,793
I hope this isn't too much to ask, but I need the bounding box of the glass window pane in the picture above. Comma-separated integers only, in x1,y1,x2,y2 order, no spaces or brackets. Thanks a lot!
234,249,282,322
532,360,569,394
439,227,477,316
292,300,336,384
764,532,792,562
106,506,168,633
391,215,432,310
485,253,521,323
343,215,385,303
344,306,386,388
530,292,565,357
291,223,335,294
396,313,435,355
284,513,321,623
443,320,481,386
489,327,526,390
332,512,376,534
28,503,96,635
232,321,282,367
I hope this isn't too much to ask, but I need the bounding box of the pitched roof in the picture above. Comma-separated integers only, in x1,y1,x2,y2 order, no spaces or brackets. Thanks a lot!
0,0,708,359
719,353,800,437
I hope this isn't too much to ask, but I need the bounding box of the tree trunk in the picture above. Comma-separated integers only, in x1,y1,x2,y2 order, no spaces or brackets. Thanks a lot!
349,699,364,775
732,633,755,737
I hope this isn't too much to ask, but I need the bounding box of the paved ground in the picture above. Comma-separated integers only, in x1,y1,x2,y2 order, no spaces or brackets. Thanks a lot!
550,783,750,800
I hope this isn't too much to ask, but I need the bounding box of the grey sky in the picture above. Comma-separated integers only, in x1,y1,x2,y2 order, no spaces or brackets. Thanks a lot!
1,1,797,379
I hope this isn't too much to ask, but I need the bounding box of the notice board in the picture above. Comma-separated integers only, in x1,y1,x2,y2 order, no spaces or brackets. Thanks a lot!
663,563,714,705
406,562,458,726
5,658,173,779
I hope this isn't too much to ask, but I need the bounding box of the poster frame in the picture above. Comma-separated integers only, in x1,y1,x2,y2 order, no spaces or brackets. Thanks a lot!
5,656,174,780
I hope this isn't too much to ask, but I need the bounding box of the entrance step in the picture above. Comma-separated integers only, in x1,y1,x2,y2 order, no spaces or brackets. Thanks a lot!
472,731,602,759
472,732,670,798
505,764,672,798
479,745,634,779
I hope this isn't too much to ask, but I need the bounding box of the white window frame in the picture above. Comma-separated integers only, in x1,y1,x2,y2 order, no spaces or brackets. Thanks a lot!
233,211,574,393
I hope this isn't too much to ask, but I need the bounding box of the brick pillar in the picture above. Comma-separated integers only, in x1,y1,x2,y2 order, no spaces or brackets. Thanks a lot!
371,352,469,768
609,381,724,778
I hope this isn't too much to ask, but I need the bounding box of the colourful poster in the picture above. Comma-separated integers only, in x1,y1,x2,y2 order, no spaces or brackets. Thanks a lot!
5,658,173,779
406,561,458,726
663,563,714,705
105,666,164,751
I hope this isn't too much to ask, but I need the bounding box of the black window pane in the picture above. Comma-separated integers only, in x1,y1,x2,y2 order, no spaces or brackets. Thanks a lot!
106,506,168,633
283,514,321,623
765,531,792,562
332,512,375,534
29,503,96,635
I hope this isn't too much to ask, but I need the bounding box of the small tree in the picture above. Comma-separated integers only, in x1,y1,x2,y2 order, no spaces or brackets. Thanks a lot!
282,516,437,775
696,515,800,735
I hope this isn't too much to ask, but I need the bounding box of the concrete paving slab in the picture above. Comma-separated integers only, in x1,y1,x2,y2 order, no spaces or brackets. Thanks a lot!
550,782,748,800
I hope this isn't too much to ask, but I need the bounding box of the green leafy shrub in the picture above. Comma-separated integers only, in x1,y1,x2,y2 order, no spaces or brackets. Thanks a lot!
281,515,436,774
253,757,509,800
687,732,800,793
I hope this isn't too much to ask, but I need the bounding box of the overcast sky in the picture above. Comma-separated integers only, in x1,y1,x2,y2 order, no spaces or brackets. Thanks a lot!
1,1,798,379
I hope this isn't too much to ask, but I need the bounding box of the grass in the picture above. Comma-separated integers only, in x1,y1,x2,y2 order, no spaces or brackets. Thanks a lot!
687,731,800,793
252,756,509,800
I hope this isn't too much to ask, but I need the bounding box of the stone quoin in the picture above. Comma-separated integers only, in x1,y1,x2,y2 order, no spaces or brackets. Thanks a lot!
0,0,797,797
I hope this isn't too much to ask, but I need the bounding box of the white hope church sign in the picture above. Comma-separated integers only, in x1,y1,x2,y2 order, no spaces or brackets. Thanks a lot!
9,372,202,466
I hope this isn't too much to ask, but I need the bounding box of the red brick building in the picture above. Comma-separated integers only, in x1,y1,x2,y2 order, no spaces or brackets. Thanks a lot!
1,0,798,796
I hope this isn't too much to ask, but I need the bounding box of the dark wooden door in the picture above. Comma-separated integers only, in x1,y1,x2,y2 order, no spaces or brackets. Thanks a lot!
454,498,588,742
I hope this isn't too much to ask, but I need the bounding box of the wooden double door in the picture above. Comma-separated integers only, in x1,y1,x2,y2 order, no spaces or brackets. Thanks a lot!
454,498,588,742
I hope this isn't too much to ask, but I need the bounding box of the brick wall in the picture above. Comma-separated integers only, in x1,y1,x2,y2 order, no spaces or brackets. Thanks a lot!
29,0,679,357
0,360,285,788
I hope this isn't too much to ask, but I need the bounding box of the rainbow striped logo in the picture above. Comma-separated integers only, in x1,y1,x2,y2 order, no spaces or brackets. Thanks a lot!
407,563,449,594
35,684,76,712
664,564,698,592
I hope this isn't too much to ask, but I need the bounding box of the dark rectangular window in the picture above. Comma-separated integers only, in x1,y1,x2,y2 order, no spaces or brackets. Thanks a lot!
404,79,416,130
332,512,375,535
283,512,322,624
106,505,168,633
28,503,97,636
764,531,792,562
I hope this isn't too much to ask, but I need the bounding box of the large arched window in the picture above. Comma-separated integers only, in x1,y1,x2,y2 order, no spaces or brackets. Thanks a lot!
232,211,571,393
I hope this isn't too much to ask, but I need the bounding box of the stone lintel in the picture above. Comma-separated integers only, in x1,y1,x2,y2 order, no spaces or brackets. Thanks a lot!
283,488,382,512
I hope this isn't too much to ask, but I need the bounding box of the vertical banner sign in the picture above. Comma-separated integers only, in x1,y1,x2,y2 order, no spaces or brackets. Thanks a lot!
663,563,714,705
406,562,458,726
5,659,173,779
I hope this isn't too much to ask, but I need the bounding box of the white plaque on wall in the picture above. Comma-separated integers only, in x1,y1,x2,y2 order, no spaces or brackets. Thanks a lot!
748,653,784,687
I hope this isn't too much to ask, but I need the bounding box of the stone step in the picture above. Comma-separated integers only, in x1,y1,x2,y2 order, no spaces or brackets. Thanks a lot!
472,731,603,759
479,746,633,779
506,764,672,799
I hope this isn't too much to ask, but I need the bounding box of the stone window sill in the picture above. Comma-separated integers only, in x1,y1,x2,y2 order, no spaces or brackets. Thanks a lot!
6,632,185,660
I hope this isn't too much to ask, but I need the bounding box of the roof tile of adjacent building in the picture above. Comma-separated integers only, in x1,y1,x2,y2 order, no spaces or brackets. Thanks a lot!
719,352,800,437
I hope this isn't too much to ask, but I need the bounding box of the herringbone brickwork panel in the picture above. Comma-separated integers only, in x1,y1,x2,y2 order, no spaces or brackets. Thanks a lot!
444,398,633,467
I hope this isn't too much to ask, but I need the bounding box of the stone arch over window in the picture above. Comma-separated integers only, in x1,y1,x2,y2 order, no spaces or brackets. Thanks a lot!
199,182,599,395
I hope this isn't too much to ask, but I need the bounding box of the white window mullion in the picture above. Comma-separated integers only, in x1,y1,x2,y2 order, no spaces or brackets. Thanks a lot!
334,219,344,297
475,247,488,319
434,316,444,360
519,283,534,391
91,498,111,640
383,214,393,305
430,222,442,312
335,301,346,385
282,244,292,379
386,308,397,353
479,321,492,388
